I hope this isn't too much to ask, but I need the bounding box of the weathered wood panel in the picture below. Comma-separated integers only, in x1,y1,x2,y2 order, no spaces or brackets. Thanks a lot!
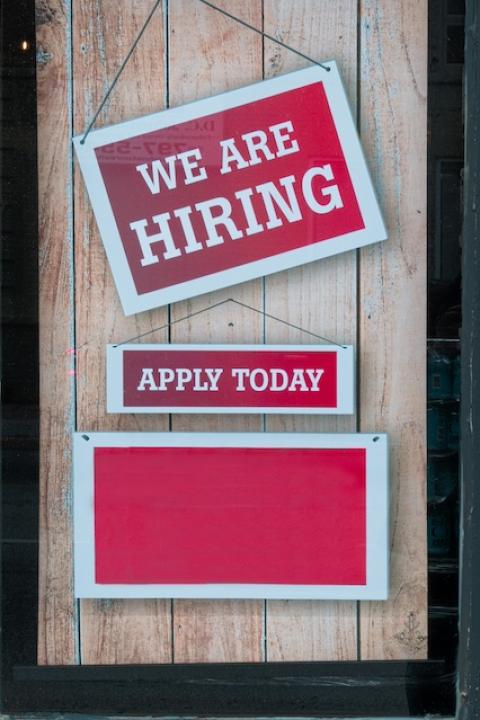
359,0,428,659
36,0,428,665
73,0,172,664
168,0,265,664
263,0,358,662
36,0,78,666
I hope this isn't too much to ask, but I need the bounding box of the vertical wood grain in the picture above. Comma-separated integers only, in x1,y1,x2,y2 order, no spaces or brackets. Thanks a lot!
263,0,359,661
37,0,428,666
73,0,172,664
36,0,78,665
359,0,428,659
168,0,264,664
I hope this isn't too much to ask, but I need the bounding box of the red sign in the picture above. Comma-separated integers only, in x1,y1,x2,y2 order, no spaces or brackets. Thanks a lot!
107,344,354,414
74,64,386,315
74,433,388,599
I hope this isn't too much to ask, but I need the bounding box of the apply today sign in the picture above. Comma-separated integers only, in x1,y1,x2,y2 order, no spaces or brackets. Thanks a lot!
107,344,354,414
74,63,387,315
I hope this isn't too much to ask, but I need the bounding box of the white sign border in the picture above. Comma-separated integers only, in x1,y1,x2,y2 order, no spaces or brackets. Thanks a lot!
73,62,387,316
106,343,355,415
74,432,389,600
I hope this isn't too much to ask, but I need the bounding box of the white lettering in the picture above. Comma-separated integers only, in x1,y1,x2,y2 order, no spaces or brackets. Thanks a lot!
195,197,243,247
302,164,344,214
205,368,223,391
288,369,309,391
242,129,275,166
130,214,181,266
250,368,269,391
256,175,302,230
176,368,193,391
220,138,249,174
269,120,299,157
137,368,158,391
177,148,207,185
157,368,176,390
234,188,264,236
232,368,250,391
193,368,210,391
131,161,344,271
136,156,177,194
173,205,203,254
305,368,324,391
270,368,289,391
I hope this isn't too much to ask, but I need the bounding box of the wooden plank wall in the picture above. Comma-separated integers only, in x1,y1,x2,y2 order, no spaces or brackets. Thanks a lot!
263,0,359,663
168,0,265,664
37,0,77,666
359,0,428,659
36,0,427,665
73,0,172,665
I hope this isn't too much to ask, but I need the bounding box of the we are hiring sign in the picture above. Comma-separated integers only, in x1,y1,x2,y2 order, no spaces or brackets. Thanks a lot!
74,63,386,315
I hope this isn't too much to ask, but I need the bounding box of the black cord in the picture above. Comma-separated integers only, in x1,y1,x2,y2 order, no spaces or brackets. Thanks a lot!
80,0,330,143
113,298,346,348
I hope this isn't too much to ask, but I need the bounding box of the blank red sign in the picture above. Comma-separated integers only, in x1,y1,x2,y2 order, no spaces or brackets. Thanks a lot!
93,445,366,586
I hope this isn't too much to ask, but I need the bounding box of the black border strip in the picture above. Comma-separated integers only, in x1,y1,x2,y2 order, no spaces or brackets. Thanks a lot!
457,1,480,718
7,661,452,716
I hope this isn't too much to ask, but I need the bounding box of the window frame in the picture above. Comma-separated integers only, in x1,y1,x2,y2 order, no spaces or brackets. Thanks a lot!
3,0,479,716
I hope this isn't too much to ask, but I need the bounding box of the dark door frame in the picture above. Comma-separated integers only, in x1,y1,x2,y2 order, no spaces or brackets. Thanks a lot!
457,1,480,719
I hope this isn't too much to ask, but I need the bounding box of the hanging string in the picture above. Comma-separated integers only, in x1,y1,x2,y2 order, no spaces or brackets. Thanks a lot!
196,0,330,72
113,298,347,349
80,0,162,144
76,4,341,352
80,0,330,144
